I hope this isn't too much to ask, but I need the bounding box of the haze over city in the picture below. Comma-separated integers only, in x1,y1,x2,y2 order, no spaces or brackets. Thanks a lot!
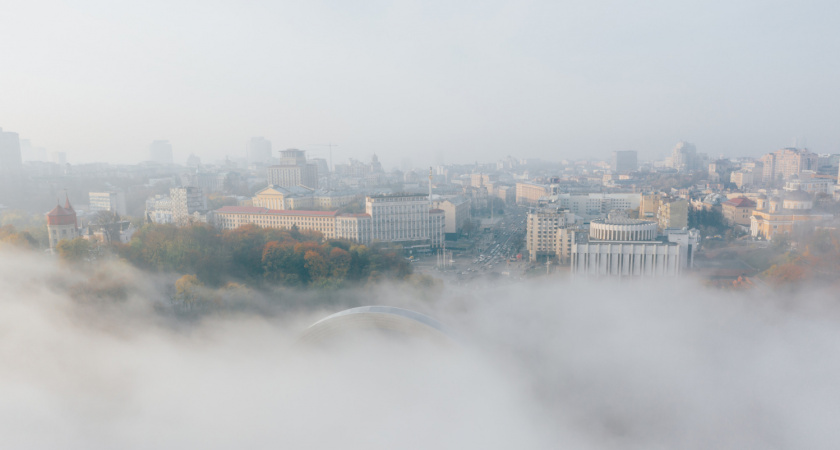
3,1,840,449
2,0,840,165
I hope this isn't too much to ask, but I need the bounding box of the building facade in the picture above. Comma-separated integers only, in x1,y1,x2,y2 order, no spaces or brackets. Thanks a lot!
88,191,127,216
611,150,637,174
571,215,699,277
432,196,471,235
170,186,208,226
267,149,319,189
216,193,444,248
721,197,756,226
0,127,22,172
760,148,819,184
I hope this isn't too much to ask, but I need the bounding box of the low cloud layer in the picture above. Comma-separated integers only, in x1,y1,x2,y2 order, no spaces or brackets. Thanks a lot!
1,251,838,449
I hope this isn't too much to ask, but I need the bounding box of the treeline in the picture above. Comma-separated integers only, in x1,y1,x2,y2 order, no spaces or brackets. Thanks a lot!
761,229,840,287
114,223,412,288
0,225,38,249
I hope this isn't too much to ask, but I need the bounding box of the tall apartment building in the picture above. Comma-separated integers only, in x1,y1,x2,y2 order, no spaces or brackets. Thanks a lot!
760,148,819,184
0,127,22,172
671,141,697,172
88,191,127,216
526,207,580,261
149,140,173,164
611,150,637,174
267,149,319,189
246,137,272,164
170,186,208,226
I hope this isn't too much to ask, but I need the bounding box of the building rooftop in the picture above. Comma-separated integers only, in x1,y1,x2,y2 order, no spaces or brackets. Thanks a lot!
722,197,756,208
215,206,338,216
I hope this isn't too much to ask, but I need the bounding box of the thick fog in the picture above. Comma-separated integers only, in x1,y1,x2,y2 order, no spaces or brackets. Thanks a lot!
1,250,839,449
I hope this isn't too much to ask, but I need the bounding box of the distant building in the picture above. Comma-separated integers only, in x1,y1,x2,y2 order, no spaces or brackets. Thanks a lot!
246,137,272,165
783,177,834,195
543,193,641,220
611,150,637,174
170,186,208,226
432,196,471,235
149,140,173,164
0,127,22,172
721,197,756,227
46,195,80,251
750,192,832,240
215,193,445,248
515,182,551,205
267,149,319,189
671,141,697,172
88,191,127,216
730,170,755,189
145,195,173,224
251,185,357,210
759,148,819,184
657,197,688,230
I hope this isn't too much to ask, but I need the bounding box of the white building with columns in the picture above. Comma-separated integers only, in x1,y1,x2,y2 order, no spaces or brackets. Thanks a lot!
572,213,699,277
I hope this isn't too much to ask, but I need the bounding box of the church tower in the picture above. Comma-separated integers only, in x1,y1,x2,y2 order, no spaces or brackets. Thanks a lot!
46,194,79,252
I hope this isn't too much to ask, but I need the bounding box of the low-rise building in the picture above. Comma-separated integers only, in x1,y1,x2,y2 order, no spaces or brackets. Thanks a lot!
721,197,756,227
750,191,832,240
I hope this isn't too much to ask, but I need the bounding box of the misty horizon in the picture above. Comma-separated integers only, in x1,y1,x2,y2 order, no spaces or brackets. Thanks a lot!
2,1,839,166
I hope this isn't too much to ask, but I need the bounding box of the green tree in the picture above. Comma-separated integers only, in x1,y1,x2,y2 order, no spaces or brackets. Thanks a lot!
56,237,93,263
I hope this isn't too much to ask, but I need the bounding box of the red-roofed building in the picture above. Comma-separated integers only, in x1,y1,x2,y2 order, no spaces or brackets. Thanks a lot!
46,194,79,251
721,197,756,226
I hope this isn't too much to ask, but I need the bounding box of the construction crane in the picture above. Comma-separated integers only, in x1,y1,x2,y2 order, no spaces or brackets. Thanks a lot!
310,143,339,172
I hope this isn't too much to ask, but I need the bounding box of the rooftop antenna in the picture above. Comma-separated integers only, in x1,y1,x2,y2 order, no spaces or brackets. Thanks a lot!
428,166,433,207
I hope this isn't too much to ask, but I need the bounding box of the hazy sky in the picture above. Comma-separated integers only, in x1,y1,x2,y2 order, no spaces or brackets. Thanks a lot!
2,0,839,166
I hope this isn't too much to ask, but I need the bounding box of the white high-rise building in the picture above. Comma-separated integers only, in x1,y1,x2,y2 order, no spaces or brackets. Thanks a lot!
170,186,208,226
89,191,127,216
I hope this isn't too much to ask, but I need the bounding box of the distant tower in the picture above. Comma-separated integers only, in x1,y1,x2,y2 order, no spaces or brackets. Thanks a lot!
246,137,272,165
428,167,433,207
0,127,23,171
46,194,79,252
149,140,173,164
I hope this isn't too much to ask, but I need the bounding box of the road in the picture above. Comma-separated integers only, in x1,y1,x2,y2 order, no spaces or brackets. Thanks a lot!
412,205,530,283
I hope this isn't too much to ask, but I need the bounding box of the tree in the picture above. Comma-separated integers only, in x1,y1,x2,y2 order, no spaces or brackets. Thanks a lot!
56,237,92,263
174,274,204,310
